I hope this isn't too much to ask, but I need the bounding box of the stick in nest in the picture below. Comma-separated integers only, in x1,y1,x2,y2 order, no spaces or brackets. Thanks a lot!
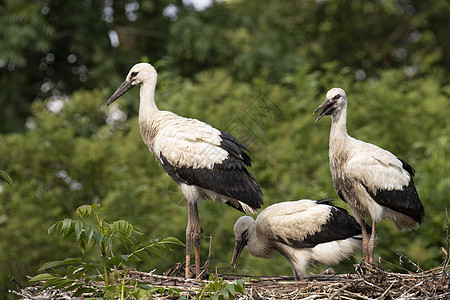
198,235,213,279
443,208,449,276
396,250,423,273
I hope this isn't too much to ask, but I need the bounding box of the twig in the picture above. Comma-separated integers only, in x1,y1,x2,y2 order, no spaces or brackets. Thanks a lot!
443,208,449,276
198,235,213,279
398,280,424,299
328,282,352,300
340,289,373,300
362,279,384,291
377,280,395,300
9,275,23,289
396,250,424,273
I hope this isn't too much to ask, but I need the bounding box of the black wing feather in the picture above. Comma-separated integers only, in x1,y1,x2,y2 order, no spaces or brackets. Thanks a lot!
277,202,367,249
398,157,415,177
158,131,263,211
362,180,424,224
362,157,424,223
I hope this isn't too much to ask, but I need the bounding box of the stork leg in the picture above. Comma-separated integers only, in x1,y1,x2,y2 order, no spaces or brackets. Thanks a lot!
185,201,202,278
185,203,193,278
367,220,377,266
357,218,371,272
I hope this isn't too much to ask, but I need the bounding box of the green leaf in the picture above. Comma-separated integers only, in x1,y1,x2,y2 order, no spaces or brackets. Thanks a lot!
137,283,154,290
93,230,103,246
235,279,245,293
76,205,94,218
61,218,73,234
29,273,56,282
120,254,129,262
0,170,13,187
84,224,94,244
38,257,83,271
226,283,235,296
72,287,97,297
145,246,163,259
134,249,152,262
162,236,185,246
66,264,75,277
220,288,231,299
48,223,57,235
108,255,125,266
75,220,83,241
110,220,134,236
52,278,76,289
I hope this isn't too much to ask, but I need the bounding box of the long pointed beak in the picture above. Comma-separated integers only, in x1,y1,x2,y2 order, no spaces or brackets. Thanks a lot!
313,98,334,122
106,80,134,106
231,239,246,268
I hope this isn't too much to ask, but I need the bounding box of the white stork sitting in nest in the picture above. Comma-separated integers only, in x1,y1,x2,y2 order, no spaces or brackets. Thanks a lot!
231,199,368,280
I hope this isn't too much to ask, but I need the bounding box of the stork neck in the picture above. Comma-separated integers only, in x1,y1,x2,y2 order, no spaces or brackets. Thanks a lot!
138,81,159,122
246,224,273,259
329,104,350,151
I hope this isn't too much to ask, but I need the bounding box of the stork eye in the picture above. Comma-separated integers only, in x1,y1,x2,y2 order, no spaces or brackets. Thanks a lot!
131,72,138,78
333,94,341,100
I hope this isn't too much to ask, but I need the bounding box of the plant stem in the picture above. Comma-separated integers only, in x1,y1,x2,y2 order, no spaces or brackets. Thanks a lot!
120,274,125,300
103,260,109,287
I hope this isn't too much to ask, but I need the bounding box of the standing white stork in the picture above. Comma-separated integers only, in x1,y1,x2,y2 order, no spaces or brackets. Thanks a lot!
106,63,263,278
231,199,368,280
313,88,425,267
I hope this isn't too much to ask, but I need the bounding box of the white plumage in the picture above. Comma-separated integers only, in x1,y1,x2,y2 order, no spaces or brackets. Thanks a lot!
106,63,263,278
231,199,366,280
153,114,229,170
313,88,424,267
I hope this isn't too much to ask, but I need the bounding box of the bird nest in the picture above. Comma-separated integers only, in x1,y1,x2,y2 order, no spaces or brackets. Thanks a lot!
11,212,450,299
11,264,450,299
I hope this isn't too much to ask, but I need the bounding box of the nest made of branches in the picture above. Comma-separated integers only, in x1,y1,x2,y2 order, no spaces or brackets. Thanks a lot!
11,211,450,299
10,264,450,300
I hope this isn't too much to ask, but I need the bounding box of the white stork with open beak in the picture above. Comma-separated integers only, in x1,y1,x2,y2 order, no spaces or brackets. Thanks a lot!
313,88,425,267
106,63,263,278
231,199,368,280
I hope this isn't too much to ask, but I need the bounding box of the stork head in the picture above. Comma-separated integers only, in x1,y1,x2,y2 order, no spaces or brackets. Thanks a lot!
106,63,157,106
231,216,254,268
313,88,347,122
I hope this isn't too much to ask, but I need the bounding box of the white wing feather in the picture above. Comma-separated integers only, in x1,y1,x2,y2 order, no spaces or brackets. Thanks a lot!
152,112,229,169
256,200,331,244
346,140,411,191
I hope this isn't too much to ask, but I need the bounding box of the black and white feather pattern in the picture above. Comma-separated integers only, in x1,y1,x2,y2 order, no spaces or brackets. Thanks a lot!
232,199,365,279
330,126,424,229
316,88,425,230
273,199,369,249
361,158,423,223
144,111,263,213
157,125,263,213
107,62,263,278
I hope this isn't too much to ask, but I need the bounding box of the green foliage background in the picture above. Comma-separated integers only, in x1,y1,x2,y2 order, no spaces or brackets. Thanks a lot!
0,0,449,298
